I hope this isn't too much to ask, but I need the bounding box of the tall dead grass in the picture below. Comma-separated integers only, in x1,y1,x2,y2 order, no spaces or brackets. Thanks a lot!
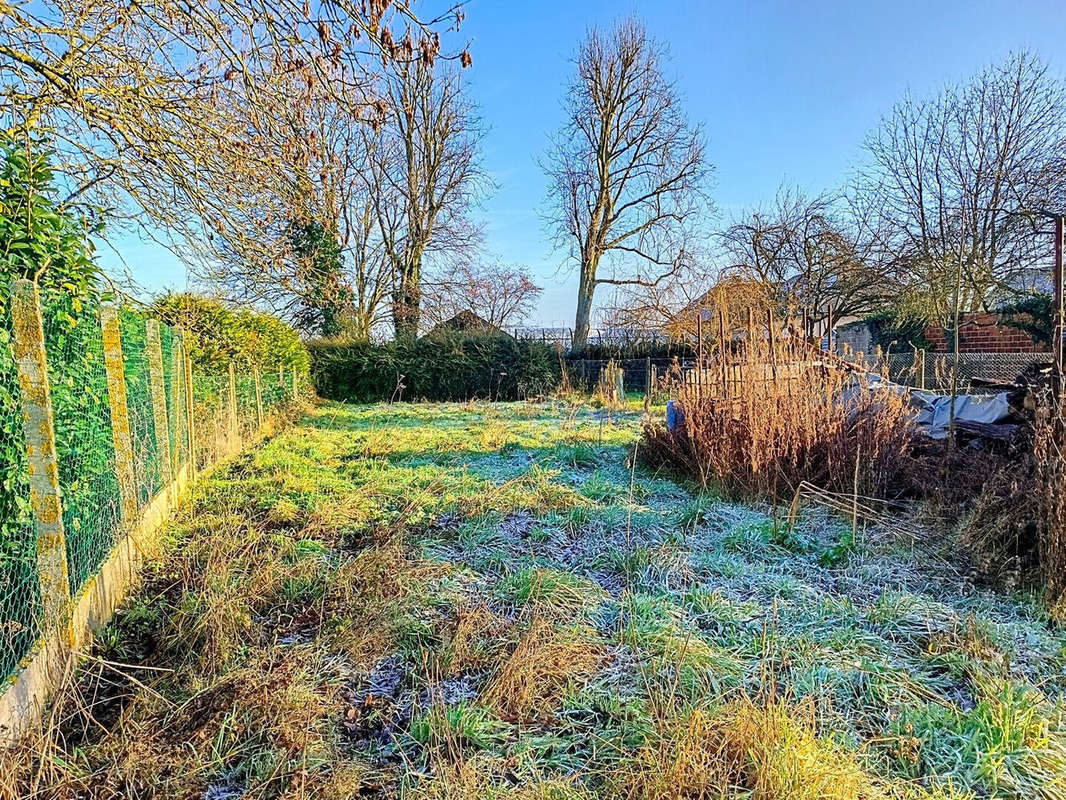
1035,405,1066,614
643,335,915,500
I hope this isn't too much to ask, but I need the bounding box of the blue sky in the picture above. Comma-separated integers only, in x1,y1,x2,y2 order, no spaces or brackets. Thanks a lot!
107,0,1066,327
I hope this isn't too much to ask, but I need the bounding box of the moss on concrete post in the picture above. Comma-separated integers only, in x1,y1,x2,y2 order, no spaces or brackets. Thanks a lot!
183,342,196,480
100,305,138,526
253,367,264,428
227,361,238,444
10,279,71,624
145,320,172,485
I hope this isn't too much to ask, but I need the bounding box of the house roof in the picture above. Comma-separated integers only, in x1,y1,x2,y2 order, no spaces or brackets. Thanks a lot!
424,310,505,338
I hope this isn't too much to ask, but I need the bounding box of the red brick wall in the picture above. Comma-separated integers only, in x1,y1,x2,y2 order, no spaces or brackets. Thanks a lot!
923,313,1050,353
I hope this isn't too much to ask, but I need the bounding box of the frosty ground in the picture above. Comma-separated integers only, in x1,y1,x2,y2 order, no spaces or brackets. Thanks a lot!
14,400,1066,799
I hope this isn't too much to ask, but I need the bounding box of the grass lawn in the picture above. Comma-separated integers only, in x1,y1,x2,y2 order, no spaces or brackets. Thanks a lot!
13,400,1066,799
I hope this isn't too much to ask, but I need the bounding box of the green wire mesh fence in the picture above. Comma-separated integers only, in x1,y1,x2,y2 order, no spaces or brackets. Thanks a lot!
0,285,303,685
0,296,39,682
42,300,122,594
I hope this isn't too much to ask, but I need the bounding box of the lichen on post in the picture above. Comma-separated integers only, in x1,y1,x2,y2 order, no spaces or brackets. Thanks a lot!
10,278,71,625
99,304,138,527
145,320,172,485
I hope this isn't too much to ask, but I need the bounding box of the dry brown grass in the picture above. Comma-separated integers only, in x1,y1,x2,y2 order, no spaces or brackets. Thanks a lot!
614,697,889,800
643,336,915,501
1035,406,1066,615
481,619,607,724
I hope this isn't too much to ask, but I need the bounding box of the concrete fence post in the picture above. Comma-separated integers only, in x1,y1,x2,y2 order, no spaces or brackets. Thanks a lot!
183,342,196,479
228,361,238,445
145,320,172,486
100,305,139,526
169,330,186,468
291,366,297,399
10,279,71,624
253,367,264,428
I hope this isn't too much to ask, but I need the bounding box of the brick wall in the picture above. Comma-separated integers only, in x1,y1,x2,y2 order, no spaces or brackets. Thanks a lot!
923,313,1049,353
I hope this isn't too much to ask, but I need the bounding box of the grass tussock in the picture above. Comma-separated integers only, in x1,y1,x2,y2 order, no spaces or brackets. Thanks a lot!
482,619,607,723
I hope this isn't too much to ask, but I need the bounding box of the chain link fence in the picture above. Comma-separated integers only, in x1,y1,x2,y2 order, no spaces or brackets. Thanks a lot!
0,282,303,686
852,351,1049,393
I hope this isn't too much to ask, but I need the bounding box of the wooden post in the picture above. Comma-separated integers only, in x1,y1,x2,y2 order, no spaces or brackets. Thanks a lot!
227,361,238,446
10,279,70,623
291,366,297,398
100,305,140,525
718,309,728,398
696,314,704,397
183,344,196,479
767,309,778,384
145,320,172,486
1054,215,1064,399
253,366,264,428
644,356,652,412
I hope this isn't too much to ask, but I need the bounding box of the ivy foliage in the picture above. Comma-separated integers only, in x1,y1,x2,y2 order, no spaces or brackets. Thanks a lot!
308,332,561,402
863,309,932,351
153,293,309,374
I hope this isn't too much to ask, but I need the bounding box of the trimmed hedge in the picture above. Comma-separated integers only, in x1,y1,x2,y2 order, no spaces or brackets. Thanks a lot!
309,333,561,402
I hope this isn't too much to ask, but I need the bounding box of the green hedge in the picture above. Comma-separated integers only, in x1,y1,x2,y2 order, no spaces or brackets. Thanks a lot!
153,293,309,374
309,333,562,402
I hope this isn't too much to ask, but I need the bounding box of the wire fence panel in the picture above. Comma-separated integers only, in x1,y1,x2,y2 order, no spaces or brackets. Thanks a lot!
863,351,1049,393
237,373,259,437
163,327,190,472
192,372,228,469
0,292,40,682
260,371,287,408
42,305,121,594
120,309,163,506
0,289,304,688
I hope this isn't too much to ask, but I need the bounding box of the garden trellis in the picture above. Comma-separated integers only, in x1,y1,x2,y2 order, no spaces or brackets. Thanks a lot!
0,278,301,738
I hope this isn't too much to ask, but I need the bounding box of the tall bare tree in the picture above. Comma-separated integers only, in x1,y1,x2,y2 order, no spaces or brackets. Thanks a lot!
373,57,484,339
422,259,542,330
856,51,1066,323
543,18,711,349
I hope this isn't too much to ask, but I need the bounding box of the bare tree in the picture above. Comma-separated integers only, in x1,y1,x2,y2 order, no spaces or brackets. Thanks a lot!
373,57,485,339
543,18,711,349
422,259,542,330
719,187,896,329
0,0,469,273
199,88,394,340
856,51,1066,323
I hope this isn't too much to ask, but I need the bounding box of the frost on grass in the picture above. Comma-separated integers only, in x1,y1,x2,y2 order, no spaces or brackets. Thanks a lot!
6,400,1066,800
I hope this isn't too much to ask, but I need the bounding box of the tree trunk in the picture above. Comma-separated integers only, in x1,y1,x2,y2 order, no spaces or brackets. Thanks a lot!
394,262,421,340
573,271,596,350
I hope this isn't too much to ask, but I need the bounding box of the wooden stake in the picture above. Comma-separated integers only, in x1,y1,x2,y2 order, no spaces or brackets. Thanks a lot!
253,366,264,428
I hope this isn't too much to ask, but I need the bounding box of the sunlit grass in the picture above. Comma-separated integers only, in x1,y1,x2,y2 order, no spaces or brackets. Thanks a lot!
4,399,1065,800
